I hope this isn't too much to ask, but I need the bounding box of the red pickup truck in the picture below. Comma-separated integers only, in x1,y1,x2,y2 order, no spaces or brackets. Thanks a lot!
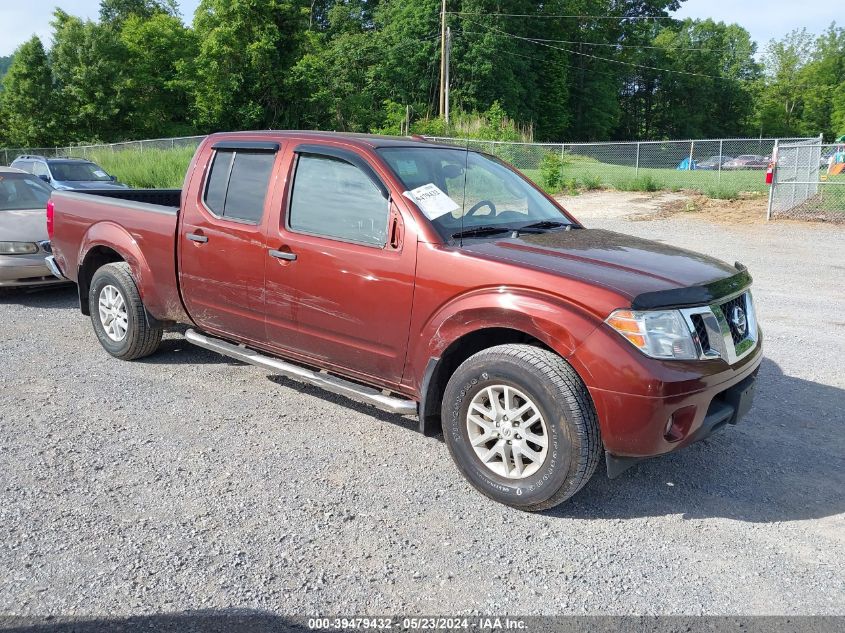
47,131,762,511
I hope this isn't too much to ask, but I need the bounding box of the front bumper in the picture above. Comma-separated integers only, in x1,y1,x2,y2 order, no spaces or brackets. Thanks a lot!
0,251,67,288
569,320,763,476
603,368,759,478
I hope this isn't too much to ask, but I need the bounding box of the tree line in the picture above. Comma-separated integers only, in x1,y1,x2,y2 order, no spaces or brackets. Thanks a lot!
0,0,843,148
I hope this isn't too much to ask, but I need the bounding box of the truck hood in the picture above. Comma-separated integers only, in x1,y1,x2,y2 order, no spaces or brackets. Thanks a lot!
0,208,48,242
461,228,741,303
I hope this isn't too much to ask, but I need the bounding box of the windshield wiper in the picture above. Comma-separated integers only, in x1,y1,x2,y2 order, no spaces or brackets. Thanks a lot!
518,220,570,231
451,226,513,239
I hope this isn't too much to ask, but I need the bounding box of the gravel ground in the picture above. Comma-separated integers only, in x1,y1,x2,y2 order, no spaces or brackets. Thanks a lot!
1,193,843,619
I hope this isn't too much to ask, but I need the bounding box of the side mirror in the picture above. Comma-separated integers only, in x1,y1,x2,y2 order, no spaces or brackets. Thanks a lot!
38,174,50,182
110,175,117,182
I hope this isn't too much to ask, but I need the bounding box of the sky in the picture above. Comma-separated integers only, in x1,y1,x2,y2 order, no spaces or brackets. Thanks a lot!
0,0,839,57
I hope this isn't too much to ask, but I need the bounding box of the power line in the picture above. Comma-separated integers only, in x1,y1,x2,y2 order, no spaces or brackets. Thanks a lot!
460,27,741,53
447,12,677,20
507,36,740,54
453,31,625,81
458,19,733,80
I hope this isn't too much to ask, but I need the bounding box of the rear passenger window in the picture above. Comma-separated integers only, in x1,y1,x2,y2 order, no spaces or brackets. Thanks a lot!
203,150,275,224
288,154,388,246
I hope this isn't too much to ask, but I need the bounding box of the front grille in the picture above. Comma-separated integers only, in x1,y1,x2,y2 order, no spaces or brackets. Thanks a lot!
719,293,749,345
690,313,710,351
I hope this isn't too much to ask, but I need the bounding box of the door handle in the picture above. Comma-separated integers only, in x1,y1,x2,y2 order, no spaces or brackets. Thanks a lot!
269,249,297,261
187,233,208,243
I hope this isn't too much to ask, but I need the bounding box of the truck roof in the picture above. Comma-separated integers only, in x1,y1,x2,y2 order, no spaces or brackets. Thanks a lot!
208,130,461,151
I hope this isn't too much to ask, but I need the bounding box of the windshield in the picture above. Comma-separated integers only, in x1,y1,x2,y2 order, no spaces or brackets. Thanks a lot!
49,161,113,182
0,172,52,211
378,147,572,240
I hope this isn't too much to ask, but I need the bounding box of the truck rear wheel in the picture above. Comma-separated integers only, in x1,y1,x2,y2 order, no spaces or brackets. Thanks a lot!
88,262,162,360
441,344,601,511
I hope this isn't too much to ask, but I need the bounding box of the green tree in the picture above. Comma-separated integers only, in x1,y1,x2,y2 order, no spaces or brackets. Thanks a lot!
99,0,179,26
50,9,130,142
0,37,56,146
832,82,845,137
0,55,13,85
191,0,309,131
120,13,198,137
646,20,759,139
798,25,845,139
287,1,387,132
756,29,814,136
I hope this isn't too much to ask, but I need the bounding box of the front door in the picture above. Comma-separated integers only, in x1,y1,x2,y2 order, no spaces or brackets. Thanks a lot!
263,147,416,385
178,141,280,345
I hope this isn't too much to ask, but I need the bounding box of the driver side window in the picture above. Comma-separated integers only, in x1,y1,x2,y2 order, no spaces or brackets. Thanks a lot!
288,154,389,247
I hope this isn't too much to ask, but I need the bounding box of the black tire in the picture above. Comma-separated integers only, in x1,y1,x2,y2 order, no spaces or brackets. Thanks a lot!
442,344,601,511
88,262,162,360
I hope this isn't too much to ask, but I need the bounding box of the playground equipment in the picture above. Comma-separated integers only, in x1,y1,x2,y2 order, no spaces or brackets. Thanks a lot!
827,137,845,175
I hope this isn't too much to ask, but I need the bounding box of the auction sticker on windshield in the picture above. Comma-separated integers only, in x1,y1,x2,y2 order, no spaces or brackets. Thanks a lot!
404,183,460,220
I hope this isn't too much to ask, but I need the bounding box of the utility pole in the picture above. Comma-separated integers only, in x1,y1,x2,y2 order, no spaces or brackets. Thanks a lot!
444,26,451,123
439,0,447,118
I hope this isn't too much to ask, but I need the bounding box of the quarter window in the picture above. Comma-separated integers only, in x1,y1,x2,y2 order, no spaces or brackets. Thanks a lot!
288,154,388,246
203,150,275,224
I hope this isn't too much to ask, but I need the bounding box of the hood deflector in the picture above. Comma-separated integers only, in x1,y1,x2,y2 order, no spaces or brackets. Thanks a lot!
631,265,751,310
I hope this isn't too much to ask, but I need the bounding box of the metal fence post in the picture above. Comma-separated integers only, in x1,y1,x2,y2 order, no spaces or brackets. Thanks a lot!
688,140,694,170
766,140,778,221
560,143,566,183
635,142,640,178
717,139,723,187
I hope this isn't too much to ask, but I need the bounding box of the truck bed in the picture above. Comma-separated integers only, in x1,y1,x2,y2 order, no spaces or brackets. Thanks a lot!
49,189,187,322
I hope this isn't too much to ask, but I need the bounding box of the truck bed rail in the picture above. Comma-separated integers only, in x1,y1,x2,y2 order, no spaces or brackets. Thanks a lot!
66,188,181,209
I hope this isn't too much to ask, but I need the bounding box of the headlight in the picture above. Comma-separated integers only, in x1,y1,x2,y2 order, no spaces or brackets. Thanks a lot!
0,241,39,255
606,309,698,360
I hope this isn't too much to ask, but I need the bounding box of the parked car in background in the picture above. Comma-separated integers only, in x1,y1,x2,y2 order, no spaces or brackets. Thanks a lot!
697,155,734,170
722,155,769,170
0,167,66,292
10,155,128,190
47,131,762,511
820,151,837,169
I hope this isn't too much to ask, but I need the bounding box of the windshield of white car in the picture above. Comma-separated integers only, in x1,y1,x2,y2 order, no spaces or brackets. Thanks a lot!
377,147,573,241
0,173,52,211
49,161,114,182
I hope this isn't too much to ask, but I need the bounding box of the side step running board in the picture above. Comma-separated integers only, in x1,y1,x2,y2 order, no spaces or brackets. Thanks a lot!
184,329,418,416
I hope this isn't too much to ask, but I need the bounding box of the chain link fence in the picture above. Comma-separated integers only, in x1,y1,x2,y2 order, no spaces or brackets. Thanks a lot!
768,140,845,222
426,136,817,198
0,135,207,166
6,133,841,220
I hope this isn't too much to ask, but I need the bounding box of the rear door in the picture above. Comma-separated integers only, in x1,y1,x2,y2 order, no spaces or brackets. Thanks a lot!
178,140,281,345
263,144,416,385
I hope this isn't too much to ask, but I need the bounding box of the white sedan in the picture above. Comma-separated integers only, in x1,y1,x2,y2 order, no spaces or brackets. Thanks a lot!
0,167,66,292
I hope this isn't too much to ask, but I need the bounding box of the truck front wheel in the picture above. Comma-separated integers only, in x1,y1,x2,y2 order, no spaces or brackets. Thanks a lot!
88,262,162,360
442,344,601,511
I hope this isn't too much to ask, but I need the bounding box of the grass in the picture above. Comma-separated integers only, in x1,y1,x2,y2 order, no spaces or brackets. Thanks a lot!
84,146,196,188
523,162,772,199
